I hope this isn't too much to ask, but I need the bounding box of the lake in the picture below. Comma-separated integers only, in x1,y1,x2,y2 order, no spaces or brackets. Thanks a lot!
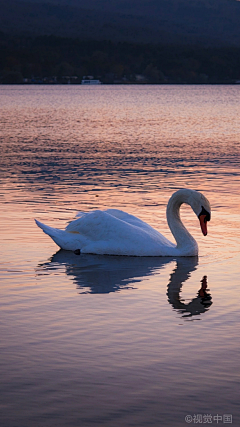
0,85,239,426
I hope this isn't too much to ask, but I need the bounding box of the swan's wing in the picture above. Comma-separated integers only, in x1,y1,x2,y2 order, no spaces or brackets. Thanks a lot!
75,209,164,238
105,209,158,232
68,209,159,237
66,210,175,255
66,210,138,238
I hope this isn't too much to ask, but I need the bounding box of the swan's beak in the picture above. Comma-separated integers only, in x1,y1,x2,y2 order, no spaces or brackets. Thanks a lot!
199,215,207,236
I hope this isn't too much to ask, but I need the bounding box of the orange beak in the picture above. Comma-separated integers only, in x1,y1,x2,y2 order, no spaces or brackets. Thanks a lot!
199,214,207,236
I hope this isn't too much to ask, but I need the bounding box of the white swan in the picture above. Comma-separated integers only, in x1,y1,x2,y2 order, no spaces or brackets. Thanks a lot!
35,189,211,256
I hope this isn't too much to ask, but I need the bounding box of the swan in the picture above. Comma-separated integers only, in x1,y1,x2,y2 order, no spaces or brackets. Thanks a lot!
35,188,211,256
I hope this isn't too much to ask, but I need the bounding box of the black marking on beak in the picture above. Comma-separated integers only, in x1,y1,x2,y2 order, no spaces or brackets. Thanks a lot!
198,206,211,222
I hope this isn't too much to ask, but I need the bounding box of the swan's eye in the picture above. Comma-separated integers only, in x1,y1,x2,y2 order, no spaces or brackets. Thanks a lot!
198,206,211,222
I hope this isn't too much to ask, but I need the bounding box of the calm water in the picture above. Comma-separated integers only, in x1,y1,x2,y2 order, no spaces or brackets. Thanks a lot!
0,85,240,427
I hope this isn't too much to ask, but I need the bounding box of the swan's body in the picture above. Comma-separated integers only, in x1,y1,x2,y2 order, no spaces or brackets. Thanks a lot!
35,189,211,256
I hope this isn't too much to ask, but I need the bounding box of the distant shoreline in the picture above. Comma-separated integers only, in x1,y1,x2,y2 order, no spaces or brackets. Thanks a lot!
1,82,240,85
1,35,240,85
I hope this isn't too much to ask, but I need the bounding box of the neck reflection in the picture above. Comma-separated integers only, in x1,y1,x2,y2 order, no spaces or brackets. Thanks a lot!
167,258,212,318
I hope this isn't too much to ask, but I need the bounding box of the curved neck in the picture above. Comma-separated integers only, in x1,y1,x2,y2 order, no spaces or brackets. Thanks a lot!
166,189,198,252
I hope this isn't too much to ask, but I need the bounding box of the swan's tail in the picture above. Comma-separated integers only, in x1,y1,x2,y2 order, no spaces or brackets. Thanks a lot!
35,219,60,237
35,219,81,251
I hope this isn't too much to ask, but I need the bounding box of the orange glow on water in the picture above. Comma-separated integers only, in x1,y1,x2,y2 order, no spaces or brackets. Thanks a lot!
0,85,240,426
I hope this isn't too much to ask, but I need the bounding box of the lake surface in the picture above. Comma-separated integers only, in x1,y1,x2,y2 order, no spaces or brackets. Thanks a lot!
0,85,240,427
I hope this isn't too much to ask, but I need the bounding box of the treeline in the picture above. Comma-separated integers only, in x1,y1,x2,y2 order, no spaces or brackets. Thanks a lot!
1,33,240,84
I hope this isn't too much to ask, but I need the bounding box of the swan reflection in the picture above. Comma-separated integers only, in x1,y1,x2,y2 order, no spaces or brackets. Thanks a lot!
167,259,212,318
38,250,171,293
37,251,212,317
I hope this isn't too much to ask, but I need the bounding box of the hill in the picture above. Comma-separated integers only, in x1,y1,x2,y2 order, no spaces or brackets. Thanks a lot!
1,0,240,46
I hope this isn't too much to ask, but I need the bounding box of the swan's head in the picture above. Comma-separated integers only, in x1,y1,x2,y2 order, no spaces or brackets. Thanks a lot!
188,190,211,236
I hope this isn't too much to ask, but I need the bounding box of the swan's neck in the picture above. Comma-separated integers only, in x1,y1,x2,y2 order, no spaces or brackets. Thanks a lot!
166,189,198,254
